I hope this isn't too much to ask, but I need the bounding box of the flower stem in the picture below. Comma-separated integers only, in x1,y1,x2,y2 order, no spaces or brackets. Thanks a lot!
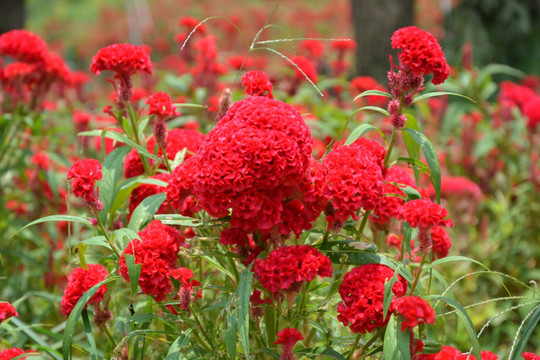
383,127,397,168
408,255,426,296
96,215,121,259
347,332,363,360
358,326,386,359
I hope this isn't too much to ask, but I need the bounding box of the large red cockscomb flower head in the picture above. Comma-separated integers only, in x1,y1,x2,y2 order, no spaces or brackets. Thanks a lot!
430,226,452,259
290,55,318,83
253,245,332,298
90,43,152,78
0,29,49,64
61,264,109,316
391,26,450,85
337,264,408,334
274,328,303,360
523,353,540,360
67,159,103,202
313,138,386,230
128,173,171,217
0,302,18,323
523,96,540,131
146,92,179,118
399,199,453,229
0,348,37,360
394,296,435,331
241,70,273,98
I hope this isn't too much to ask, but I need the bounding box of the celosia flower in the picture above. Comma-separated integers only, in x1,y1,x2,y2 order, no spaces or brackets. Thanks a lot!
67,159,103,202
300,39,323,59
61,264,109,316
394,296,435,331
337,264,407,334
128,173,171,217
523,96,540,131
418,346,500,360
312,138,386,230
523,353,540,360
90,43,152,77
498,81,536,114
290,55,318,83
391,26,450,85
241,70,273,98
0,348,37,360
250,289,272,317
119,221,185,301
274,328,303,360
179,16,206,34
430,226,452,259
331,39,356,52
0,302,18,323
253,245,332,298
168,267,201,311
146,92,179,118
350,76,389,107
428,176,483,202
370,166,416,227
0,29,48,64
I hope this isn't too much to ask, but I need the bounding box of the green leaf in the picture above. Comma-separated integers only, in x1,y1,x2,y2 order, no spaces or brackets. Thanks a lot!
63,276,121,360
401,128,441,204
78,244,88,270
345,124,386,146
154,214,204,227
113,228,141,250
508,304,540,360
354,105,390,117
165,328,194,360
353,89,392,102
80,236,112,250
79,130,160,162
128,193,166,231
98,146,131,225
383,264,405,319
224,303,238,359
125,254,142,296
237,269,253,358
81,310,99,360
401,185,422,201
383,314,410,360
11,215,91,238
412,91,475,104
401,115,421,183
433,296,481,359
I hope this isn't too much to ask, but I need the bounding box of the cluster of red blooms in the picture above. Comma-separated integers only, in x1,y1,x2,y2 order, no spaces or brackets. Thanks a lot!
0,302,18,323
119,220,192,302
0,348,37,360
312,138,386,230
0,30,73,110
253,245,332,298
393,296,435,331
387,225,452,261
146,91,180,151
168,267,202,312
350,75,389,107
337,264,408,334
60,264,109,316
274,328,303,360
241,70,273,98
418,346,504,360
128,173,171,217
498,81,540,131
67,159,103,219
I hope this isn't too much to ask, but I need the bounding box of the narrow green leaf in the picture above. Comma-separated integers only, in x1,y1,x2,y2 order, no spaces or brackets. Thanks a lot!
113,228,141,250
125,254,142,296
237,269,253,358
224,305,238,359
353,89,392,102
412,91,475,104
81,310,99,360
98,146,131,225
154,214,204,227
128,193,166,231
9,318,63,360
165,328,194,360
383,267,403,320
383,315,410,360
79,130,160,161
80,236,112,250
78,244,88,270
11,215,91,238
434,297,481,359
63,276,121,360
401,128,441,204
345,124,381,146
508,304,540,360
355,105,391,117
401,186,422,201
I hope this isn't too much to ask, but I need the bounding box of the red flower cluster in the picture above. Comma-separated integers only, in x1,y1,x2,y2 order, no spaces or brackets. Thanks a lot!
61,264,109,316
167,96,317,243
428,176,483,202
370,165,416,227
394,296,435,331
67,159,102,202
300,39,324,59
523,96,540,131
418,347,499,360
350,76,389,107
398,199,454,229
168,267,201,311
253,245,332,297
331,39,356,52
290,55,318,83
128,173,171,217
337,264,407,334
241,70,273,98
90,43,152,78
119,220,185,301
0,29,48,64
274,328,303,360
0,302,18,323
0,348,37,360
146,92,179,117
523,353,540,360
391,26,450,85
312,138,386,230
429,226,452,259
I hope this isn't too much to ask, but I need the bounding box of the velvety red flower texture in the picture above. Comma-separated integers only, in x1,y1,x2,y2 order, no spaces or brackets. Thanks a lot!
428,176,483,202
242,70,273,98
90,43,152,77
146,92,179,117
67,159,102,202
0,348,35,360
253,245,332,297
312,138,386,230
274,328,303,360
430,226,452,259
61,264,109,316
0,29,48,64
523,353,540,360
0,302,18,323
418,346,499,360
337,264,407,334
290,55,318,83
167,96,317,240
394,296,435,331
129,173,171,217
350,76,389,107
391,26,450,85
370,165,416,226
168,267,201,311
119,221,185,301
398,199,454,229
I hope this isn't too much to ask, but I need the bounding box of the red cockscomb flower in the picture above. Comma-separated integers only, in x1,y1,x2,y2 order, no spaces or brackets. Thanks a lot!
274,328,303,360
61,264,108,316
337,264,407,334
290,55,318,83
90,43,152,77
300,39,324,59
179,16,206,34
0,302,18,323
253,245,332,298
523,96,540,131
350,76,389,107
146,92,179,118
0,29,48,64
399,199,453,229
391,26,450,85
168,267,201,311
128,173,171,217
430,226,452,259
523,353,540,360
67,159,102,202
0,348,37,360
394,296,435,331
331,39,356,52
241,70,273,98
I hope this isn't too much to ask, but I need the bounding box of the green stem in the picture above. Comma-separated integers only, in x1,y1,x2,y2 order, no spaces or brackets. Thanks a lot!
96,215,121,259
356,210,372,234
358,326,386,359
102,324,118,349
127,109,152,176
408,255,426,296
383,127,397,168
347,332,363,360
159,143,173,173
189,303,214,350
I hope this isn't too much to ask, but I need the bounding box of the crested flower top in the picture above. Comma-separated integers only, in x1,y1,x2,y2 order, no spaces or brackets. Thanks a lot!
398,199,454,229
61,264,109,316
241,70,273,98
146,92,179,117
391,26,450,85
90,43,152,77
0,29,48,64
